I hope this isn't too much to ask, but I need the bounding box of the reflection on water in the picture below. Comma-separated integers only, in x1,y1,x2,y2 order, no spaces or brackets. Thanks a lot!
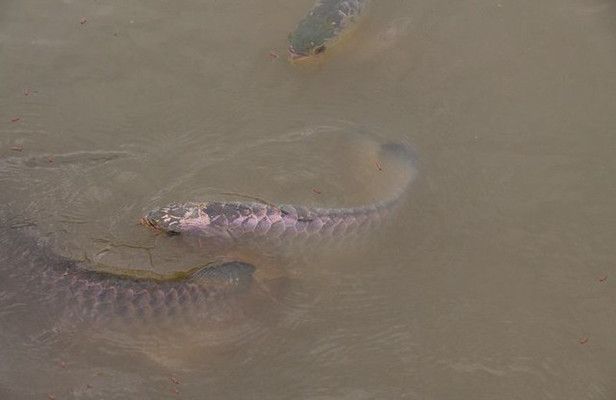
2,0,616,398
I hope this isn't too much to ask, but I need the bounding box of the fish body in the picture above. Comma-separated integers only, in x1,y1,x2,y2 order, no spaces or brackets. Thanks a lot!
39,259,255,321
144,201,386,240
1,233,256,322
144,142,417,240
288,0,369,60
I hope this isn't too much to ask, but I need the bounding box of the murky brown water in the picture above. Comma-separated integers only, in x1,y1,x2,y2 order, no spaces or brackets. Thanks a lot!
2,0,616,398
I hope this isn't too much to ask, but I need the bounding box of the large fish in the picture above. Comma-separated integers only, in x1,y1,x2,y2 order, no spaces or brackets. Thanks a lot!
0,228,256,322
143,142,417,240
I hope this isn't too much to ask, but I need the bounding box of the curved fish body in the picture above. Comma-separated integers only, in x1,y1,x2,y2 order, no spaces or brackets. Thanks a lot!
144,143,417,240
3,234,256,322
288,0,369,60
41,260,254,322
144,201,386,240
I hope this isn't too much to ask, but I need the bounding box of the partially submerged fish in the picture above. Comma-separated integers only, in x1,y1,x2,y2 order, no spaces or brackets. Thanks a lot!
40,259,255,322
288,0,369,61
143,142,417,240
0,229,256,322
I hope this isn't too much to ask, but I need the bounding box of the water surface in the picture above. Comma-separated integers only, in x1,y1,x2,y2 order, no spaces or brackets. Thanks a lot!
1,0,616,398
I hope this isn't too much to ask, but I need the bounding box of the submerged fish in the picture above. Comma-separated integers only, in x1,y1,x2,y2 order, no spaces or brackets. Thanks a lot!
0,230,256,322
143,142,417,240
41,259,255,322
288,0,369,61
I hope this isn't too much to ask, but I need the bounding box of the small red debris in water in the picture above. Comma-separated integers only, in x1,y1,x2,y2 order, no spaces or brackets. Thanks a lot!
10,117,20,123
48,394,56,400
170,387,180,395
579,337,589,345
80,17,87,25
58,360,66,369
599,275,608,282
10,145,23,152
170,376,180,385
47,156,54,163
312,188,322,195
269,50,280,60
374,160,383,171
24,88,31,96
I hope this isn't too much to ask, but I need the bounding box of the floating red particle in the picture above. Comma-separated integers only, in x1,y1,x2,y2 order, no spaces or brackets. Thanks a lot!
47,156,54,163
269,50,280,60
170,376,180,385
10,117,20,123
374,160,383,171
170,387,180,395
80,17,87,25
579,337,589,345
312,188,322,195
10,145,23,152
599,275,608,282
58,360,66,368
48,395,56,400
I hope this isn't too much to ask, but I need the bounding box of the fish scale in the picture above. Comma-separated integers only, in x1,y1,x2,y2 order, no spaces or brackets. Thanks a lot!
144,142,416,239
18,246,257,321
145,192,397,239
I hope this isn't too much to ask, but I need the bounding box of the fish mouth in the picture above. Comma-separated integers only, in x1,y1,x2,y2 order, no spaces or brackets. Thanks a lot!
288,46,310,61
140,215,163,232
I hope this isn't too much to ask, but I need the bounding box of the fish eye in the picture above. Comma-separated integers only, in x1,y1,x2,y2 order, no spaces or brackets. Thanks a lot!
314,45,326,54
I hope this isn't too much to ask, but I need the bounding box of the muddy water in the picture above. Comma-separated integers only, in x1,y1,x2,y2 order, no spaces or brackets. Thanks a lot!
1,0,616,398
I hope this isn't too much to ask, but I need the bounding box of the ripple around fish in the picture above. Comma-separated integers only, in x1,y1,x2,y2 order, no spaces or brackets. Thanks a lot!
4,150,132,169
140,132,415,249
0,220,289,354
139,124,414,209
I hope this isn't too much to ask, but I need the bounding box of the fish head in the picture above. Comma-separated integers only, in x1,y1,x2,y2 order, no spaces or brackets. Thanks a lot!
142,203,188,234
142,202,239,240
288,22,329,61
142,203,208,235
288,40,326,61
190,261,256,291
